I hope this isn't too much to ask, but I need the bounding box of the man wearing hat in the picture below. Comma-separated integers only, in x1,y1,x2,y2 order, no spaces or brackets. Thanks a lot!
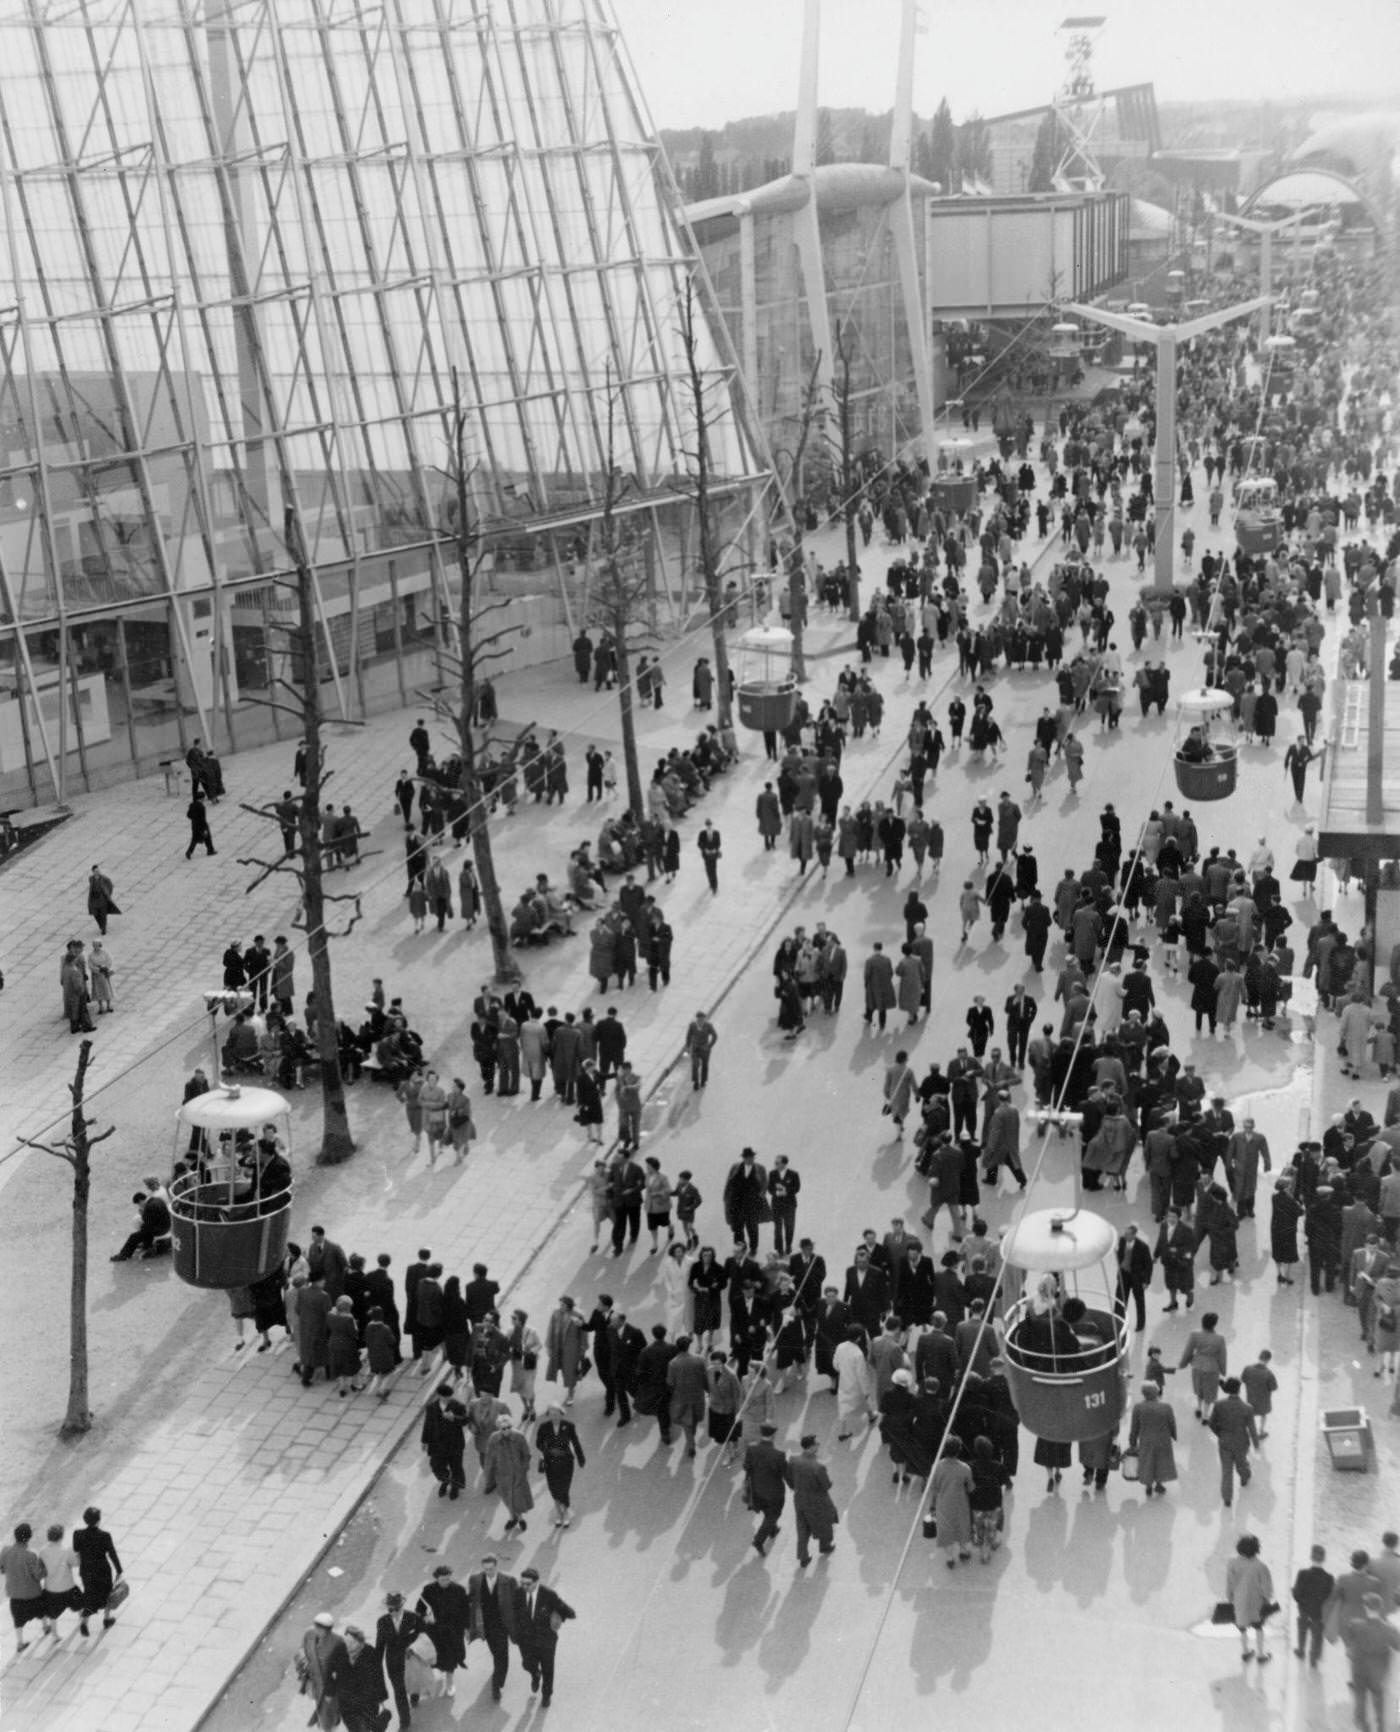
742,1422,789,1557
297,1611,348,1730
511,1566,575,1707
375,1590,427,1730
788,1433,839,1566
415,1564,469,1697
468,1553,518,1703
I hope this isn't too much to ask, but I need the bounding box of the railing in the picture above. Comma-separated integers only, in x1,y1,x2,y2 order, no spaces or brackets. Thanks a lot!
168,1169,291,1226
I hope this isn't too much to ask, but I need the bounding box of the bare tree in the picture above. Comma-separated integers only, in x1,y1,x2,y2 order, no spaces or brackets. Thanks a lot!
831,322,863,623
589,384,655,817
235,509,359,1165
434,378,523,985
778,356,825,684
20,1040,113,1438
676,277,739,729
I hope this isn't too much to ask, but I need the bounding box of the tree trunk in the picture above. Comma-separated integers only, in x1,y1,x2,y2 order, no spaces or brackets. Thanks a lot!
451,420,521,986
458,725,519,985
787,550,807,682
61,1039,94,1439
679,288,735,730
294,545,355,1166
614,627,645,818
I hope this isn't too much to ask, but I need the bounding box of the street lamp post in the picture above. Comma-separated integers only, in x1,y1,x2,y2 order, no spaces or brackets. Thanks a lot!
1066,296,1270,593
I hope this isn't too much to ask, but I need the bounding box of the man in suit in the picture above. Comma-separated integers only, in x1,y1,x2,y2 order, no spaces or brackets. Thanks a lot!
814,1286,852,1386
584,1294,621,1416
893,1243,936,1329
788,1432,839,1566
511,1567,575,1707
464,1262,501,1324
843,1247,889,1335
610,1310,645,1426
305,1225,348,1301
914,1311,959,1388
787,1239,827,1353
697,821,722,892
743,1422,790,1556
375,1590,426,1729
468,1554,518,1703
1116,1222,1155,1331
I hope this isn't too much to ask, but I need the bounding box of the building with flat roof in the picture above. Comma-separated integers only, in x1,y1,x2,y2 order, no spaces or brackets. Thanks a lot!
0,0,765,806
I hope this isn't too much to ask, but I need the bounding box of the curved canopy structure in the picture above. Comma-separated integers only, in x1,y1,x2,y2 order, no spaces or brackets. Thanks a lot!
1244,168,1383,229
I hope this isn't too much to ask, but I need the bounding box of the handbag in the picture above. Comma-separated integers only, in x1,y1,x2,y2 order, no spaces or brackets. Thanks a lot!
1119,1449,1139,1482
1211,1600,1236,1626
107,1579,131,1611
921,1512,938,1541
549,1611,564,1634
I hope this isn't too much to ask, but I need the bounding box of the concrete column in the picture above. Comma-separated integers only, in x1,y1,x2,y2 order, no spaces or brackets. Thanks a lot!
1152,335,1176,594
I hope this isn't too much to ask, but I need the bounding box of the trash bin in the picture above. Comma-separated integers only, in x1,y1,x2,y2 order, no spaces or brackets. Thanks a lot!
1321,1406,1371,1471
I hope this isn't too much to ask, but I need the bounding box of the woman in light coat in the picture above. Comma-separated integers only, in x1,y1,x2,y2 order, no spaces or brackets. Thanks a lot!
895,948,924,1022
445,1078,474,1164
1178,1312,1228,1420
833,1328,874,1439
397,1069,425,1155
657,1243,691,1337
507,1308,543,1422
418,1069,449,1164
482,1416,535,1536
1224,1534,1275,1660
929,1435,974,1567
545,1297,586,1405
89,942,116,1013
519,1016,549,1097
1126,1380,1178,1496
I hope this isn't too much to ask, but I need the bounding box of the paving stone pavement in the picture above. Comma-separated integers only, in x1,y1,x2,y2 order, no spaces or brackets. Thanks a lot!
0,516,930,1732
1,394,1372,1730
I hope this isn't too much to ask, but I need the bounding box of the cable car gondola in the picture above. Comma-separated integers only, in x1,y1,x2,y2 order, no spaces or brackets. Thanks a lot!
1173,686,1238,802
1234,474,1282,555
735,624,798,734
999,1208,1129,1445
169,1084,294,1289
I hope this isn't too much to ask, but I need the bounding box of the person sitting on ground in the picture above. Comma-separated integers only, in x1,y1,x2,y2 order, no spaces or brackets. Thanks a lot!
111,1189,172,1261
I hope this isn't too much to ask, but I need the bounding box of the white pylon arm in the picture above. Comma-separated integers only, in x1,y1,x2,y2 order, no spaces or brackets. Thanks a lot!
1064,295,1271,346
1212,210,1306,238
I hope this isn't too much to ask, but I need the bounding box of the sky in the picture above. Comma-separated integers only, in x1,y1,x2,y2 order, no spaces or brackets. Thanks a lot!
611,0,1400,132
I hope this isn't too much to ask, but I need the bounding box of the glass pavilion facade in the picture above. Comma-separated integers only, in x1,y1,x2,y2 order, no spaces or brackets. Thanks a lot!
0,0,765,805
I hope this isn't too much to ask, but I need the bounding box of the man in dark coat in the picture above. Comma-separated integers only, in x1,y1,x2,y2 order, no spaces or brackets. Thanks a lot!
468,1556,518,1703
296,1274,333,1386
1116,1222,1155,1331
633,1325,678,1443
893,1243,937,1327
842,1248,889,1335
375,1591,426,1730
722,1147,768,1253
788,1433,839,1565
184,791,216,858
510,1567,575,1707
585,1294,622,1417
610,1311,645,1426
743,1422,790,1555
87,866,119,934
